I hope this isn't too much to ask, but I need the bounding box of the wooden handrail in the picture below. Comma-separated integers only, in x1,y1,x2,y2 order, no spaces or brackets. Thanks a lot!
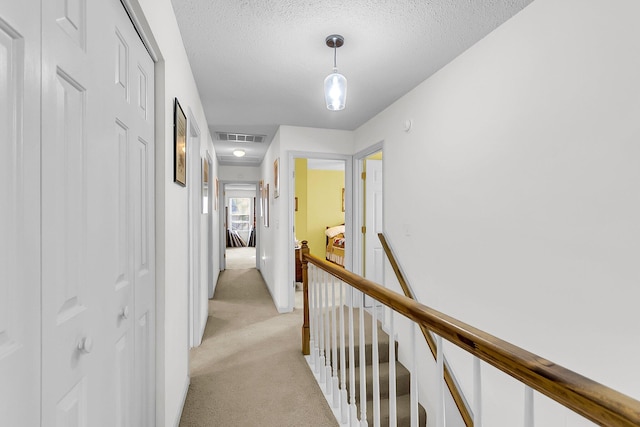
300,241,640,427
378,233,473,427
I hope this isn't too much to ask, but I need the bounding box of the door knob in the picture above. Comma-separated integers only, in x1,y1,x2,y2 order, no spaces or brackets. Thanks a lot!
77,337,93,354
120,305,130,320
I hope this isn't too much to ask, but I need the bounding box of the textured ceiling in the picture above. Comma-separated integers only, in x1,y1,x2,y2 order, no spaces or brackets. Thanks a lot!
171,0,534,165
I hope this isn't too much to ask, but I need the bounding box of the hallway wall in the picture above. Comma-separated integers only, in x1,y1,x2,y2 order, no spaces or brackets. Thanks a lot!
132,0,219,425
354,0,640,422
260,126,354,311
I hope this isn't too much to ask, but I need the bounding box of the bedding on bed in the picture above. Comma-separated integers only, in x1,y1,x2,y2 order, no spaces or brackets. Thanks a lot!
325,225,346,266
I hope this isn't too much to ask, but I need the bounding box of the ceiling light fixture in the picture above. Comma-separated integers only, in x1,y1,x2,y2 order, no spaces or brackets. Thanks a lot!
324,34,347,111
233,149,246,157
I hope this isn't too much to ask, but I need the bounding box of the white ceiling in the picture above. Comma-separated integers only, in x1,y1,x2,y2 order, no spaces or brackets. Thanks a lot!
171,0,533,166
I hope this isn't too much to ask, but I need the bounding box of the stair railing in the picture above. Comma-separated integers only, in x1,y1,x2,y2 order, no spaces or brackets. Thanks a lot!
378,233,473,427
300,240,640,427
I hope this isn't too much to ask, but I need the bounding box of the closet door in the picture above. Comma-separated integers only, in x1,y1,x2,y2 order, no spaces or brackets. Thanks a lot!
41,0,109,422
0,1,41,425
41,0,155,425
111,3,156,425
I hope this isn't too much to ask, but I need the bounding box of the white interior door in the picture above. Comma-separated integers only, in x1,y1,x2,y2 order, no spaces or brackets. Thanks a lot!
0,1,41,425
118,4,156,424
188,123,201,348
41,0,155,425
364,159,383,306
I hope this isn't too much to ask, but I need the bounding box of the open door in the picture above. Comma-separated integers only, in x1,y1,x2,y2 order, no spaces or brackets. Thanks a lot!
363,152,383,307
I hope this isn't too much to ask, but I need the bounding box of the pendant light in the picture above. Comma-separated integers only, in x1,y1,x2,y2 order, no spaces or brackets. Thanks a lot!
324,34,347,111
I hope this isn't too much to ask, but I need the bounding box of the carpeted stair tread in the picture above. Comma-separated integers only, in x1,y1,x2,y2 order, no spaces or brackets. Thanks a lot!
314,306,428,426
351,361,411,400
368,393,427,427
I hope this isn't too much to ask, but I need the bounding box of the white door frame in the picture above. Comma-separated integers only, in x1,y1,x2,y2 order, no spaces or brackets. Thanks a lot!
187,110,201,348
287,151,353,311
353,141,384,277
218,180,261,271
206,152,215,298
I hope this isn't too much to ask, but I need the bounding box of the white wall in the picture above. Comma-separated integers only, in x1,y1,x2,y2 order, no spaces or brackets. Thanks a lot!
219,164,261,181
355,0,640,423
132,0,219,425
259,126,355,311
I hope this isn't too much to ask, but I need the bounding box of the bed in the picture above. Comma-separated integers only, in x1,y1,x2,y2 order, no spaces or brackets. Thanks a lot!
325,224,345,267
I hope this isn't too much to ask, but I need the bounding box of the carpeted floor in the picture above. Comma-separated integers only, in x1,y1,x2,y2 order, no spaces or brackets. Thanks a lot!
225,247,256,270
179,267,337,427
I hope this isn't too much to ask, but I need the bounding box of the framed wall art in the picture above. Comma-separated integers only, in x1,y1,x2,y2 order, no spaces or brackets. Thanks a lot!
259,180,264,217
173,98,187,186
273,158,280,198
263,183,270,227
215,178,219,211
202,158,209,213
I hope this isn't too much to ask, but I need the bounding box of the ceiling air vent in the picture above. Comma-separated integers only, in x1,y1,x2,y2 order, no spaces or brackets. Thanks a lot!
216,132,265,143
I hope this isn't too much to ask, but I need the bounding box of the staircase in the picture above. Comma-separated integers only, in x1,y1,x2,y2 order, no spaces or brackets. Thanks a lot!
322,307,427,426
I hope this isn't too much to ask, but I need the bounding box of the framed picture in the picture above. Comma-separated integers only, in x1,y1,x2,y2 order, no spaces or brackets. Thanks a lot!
273,158,280,198
173,98,187,186
202,158,209,213
342,188,345,212
263,183,270,227
259,180,264,217
214,178,219,211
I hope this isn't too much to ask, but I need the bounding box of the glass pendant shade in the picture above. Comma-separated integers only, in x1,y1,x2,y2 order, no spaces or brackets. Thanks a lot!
324,69,347,111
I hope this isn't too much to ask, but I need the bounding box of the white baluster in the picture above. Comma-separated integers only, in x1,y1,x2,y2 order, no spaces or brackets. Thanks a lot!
313,266,320,370
436,334,444,427
318,268,325,382
524,386,534,427
372,300,380,427
348,285,358,426
473,357,482,427
324,270,332,394
388,311,397,427
332,275,340,407
359,295,368,427
309,265,315,369
410,322,418,427
339,280,348,424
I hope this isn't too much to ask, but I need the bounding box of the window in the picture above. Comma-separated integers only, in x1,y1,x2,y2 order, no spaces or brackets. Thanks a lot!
229,197,251,242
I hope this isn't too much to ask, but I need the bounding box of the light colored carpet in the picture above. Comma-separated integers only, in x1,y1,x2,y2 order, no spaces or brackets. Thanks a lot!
179,268,337,427
225,247,256,270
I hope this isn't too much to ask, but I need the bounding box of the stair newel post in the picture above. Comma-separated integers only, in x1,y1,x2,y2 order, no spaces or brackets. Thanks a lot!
301,241,310,355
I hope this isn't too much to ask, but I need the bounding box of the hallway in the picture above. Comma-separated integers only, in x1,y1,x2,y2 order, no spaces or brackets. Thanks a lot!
179,268,336,426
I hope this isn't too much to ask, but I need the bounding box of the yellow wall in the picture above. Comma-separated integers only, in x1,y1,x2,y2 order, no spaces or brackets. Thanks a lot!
307,170,345,257
294,160,345,258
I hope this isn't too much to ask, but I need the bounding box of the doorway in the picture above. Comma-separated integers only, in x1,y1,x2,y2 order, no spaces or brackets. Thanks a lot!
222,182,258,270
289,152,352,310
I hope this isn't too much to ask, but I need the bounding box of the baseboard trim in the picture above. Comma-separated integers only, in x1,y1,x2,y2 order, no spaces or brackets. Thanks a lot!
173,375,191,427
